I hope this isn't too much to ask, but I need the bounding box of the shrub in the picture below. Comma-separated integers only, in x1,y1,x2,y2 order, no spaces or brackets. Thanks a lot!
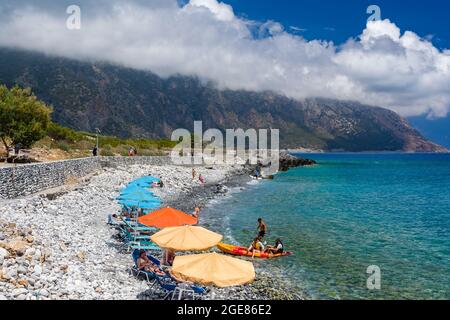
56,141,70,152
47,123,83,143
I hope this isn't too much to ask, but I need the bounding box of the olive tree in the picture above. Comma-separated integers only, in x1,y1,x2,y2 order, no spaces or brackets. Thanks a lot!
0,85,52,157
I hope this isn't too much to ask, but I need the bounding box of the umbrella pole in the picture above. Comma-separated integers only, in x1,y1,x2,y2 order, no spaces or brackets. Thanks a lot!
210,286,216,300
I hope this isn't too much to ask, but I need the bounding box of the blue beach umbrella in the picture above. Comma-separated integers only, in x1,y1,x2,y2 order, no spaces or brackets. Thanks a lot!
117,176,162,211
117,193,158,201
119,200,161,210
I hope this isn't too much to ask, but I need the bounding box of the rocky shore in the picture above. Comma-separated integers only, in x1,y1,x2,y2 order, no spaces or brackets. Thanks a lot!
0,155,313,300
279,152,317,172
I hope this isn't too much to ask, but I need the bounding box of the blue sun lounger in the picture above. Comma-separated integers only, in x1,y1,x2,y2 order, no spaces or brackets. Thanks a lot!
131,250,206,300
131,249,163,283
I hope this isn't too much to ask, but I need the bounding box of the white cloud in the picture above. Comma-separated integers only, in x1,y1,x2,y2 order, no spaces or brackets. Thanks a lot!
290,26,307,33
187,0,235,21
0,0,449,118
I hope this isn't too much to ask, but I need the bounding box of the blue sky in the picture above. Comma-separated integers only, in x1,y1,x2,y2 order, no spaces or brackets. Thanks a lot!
226,0,450,49
225,0,450,147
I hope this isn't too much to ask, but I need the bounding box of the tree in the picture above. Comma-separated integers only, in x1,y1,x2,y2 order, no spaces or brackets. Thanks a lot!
0,85,52,157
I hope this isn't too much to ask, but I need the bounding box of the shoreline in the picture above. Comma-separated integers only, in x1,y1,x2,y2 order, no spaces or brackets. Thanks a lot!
165,166,309,300
0,161,306,300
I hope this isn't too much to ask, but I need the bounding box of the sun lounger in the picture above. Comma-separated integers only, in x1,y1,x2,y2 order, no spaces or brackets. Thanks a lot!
152,274,206,300
130,250,206,300
128,240,161,252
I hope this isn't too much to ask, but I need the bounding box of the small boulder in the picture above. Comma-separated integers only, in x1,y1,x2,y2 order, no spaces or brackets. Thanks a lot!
25,236,34,243
18,279,29,287
24,247,36,257
77,251,86,262
38,289,49,297
5,239,29,256
12,287,28,297
33,265,43,276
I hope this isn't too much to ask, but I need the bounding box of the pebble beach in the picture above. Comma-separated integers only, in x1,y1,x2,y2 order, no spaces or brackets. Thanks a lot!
0,162,304,300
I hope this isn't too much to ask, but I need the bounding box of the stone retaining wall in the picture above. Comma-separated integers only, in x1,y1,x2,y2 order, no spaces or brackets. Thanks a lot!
99,156,172,168
0,156,173,199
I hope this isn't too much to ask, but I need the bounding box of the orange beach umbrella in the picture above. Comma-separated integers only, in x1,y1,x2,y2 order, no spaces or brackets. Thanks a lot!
150,225,223,251
137,207,197,228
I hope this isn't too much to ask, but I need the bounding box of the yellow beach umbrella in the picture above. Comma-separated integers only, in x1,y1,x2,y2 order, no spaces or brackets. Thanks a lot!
150,225,223,251
171,252,255,288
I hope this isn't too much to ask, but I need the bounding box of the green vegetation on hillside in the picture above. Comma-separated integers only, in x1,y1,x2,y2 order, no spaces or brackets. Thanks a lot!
0,85,177,160
42,123,177,158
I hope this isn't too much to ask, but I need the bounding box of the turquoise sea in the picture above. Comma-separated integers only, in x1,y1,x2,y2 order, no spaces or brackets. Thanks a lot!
202,153,450,300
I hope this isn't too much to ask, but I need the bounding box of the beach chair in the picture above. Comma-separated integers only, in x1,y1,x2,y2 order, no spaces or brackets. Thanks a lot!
131,250,206,300
152,275,206,300
121,220,160,251
107,214,126,228
128,240,161,252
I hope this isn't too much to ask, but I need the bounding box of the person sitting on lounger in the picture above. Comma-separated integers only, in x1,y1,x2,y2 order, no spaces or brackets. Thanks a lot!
121,208,131,218
265,238,284,255
137,250,165,276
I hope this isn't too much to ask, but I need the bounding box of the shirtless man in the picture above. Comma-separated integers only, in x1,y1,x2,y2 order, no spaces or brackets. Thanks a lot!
257,218,267,238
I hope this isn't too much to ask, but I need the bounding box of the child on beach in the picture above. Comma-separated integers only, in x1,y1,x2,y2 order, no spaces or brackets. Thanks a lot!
199,174,206,184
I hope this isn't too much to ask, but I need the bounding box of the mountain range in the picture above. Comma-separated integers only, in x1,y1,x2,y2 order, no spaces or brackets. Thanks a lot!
0,47,447,152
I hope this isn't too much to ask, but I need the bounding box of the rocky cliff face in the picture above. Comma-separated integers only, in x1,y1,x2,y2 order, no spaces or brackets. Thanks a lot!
0,48,447,152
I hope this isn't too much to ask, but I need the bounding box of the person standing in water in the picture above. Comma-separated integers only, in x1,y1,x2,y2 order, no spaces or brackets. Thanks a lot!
257,218,267,238
192,168,197,180
192,206,200,220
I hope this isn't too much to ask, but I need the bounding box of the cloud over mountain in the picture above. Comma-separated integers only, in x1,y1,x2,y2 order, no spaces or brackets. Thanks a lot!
0,0,449,118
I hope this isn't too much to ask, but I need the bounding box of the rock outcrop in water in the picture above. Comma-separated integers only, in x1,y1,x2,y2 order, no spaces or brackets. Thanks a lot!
279,153,317,172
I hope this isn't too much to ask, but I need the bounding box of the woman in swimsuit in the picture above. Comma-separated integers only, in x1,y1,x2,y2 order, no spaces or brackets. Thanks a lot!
137,250,165,276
